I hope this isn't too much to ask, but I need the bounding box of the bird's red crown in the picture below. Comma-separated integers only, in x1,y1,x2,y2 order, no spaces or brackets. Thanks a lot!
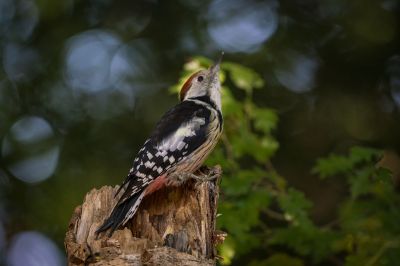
180,71,202,101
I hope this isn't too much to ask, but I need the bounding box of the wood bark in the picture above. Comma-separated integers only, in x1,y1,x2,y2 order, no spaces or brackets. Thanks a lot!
64,166,225,266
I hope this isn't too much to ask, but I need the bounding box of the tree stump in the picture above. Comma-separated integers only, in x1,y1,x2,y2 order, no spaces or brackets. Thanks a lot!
64,166,225,266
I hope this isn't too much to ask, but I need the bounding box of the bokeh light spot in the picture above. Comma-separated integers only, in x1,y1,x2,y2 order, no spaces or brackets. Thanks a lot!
64,30,121,94
275,51,319,93
63,33,159,120
1,116,60,184
207,0,278,53
6,231,64,266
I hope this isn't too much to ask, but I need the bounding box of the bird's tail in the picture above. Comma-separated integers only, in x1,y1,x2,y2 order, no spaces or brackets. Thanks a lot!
96,190,146,237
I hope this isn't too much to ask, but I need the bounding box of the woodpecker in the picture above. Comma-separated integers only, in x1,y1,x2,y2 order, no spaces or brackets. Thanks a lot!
96,55,223,236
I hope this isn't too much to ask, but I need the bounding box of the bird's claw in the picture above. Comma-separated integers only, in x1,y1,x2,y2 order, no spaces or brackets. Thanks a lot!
167,168,220,187
167,172,197,186
193,169,220,187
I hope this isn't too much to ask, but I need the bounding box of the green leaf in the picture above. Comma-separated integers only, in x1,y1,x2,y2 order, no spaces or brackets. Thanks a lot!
371,167,396,199
221,88,243,117
205,145,237,169
259,136,279,159
349,146,381,164
223,168,265,196
348,167,374,199
223,62,264,93
218,238,236,265
253,107,278,134
312,154,354,178
269,227,338,262
313,146,382,179
278,188,313,226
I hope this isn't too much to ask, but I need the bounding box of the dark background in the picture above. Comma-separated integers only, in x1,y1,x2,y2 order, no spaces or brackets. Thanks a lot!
0,0,399,265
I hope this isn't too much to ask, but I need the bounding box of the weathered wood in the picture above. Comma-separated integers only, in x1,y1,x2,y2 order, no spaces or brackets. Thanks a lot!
64,166,225,265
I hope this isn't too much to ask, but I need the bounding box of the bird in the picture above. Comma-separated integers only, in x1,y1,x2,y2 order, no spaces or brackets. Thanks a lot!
96,54,224,237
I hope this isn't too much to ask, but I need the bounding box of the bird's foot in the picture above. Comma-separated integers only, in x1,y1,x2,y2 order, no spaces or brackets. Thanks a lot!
167,172,198,186
167,168,221,187
193,167,221,187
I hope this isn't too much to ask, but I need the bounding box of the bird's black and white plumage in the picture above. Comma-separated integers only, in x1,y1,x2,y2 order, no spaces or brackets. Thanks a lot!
97,57,223,236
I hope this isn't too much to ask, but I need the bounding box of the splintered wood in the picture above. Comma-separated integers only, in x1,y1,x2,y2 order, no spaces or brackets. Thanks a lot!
64,166,225,266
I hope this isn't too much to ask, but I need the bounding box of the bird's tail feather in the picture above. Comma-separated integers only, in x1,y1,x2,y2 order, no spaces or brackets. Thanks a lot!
96,190,146,237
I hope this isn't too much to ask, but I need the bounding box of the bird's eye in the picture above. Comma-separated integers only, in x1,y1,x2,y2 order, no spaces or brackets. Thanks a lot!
197,76,204,82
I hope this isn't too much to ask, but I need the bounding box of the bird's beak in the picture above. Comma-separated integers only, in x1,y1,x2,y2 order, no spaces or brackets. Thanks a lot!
210,52,224,76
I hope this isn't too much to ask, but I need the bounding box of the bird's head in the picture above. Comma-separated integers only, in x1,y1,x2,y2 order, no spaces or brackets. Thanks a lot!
179,54,223,110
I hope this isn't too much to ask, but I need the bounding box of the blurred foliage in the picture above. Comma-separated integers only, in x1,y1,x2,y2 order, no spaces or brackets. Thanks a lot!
173,57,400,265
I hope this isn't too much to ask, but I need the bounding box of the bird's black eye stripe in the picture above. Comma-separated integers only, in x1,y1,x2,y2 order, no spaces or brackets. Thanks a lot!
197,76,204,82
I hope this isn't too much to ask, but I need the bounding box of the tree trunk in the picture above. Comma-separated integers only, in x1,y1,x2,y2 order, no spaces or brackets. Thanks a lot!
64,166,225,266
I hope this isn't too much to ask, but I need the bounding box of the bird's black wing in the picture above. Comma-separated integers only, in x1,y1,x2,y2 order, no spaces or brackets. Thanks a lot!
96,100,211,235
117,100,211,204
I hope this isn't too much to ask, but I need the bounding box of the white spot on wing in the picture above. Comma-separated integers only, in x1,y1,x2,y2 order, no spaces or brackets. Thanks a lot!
177,141,185,151
157,167,163,174
136,172,146,178
155,150,167,157
169,156,175,163
145,161,155,168
156,116,205,153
